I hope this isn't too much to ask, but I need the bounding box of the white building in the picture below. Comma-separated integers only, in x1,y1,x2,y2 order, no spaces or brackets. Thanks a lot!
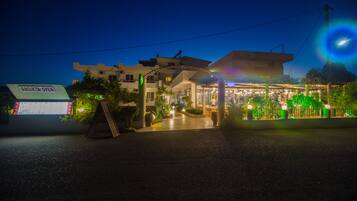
73,54,211,106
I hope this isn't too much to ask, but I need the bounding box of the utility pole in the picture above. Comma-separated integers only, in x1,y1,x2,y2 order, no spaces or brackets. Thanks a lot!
323,4,333,105
323,4,332,26
323,3,333,65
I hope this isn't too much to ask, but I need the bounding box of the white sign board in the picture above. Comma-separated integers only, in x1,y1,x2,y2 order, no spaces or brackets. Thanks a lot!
19,85,56,93
15,102,72,115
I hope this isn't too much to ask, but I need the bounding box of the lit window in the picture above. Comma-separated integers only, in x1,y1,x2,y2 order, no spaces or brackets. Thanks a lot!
165,76,172,82
146,92,155,102
108,75,117,81
125,74,134,82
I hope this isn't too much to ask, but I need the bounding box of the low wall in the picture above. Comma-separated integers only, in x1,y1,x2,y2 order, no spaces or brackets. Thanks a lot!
0,115,89,135
223,118,357,130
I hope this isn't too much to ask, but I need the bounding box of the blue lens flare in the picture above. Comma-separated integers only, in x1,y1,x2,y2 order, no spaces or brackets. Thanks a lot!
317,20,357,63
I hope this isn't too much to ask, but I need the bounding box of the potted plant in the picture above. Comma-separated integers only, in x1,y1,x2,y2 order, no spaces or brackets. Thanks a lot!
145,112,154,126
211,111,218,126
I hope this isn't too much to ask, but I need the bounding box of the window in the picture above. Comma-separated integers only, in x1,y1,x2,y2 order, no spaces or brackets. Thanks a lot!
125,74,134,82
108,75,117,81
146,92,155,102
147,75,155,83
165,76,172,82
168,62,175,66
99,71,104,75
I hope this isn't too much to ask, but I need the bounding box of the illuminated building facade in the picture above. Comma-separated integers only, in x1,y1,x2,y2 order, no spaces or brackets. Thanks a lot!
74,51,330,121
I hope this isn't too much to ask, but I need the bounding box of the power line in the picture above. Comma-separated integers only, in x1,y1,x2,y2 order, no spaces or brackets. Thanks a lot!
0,8,319,57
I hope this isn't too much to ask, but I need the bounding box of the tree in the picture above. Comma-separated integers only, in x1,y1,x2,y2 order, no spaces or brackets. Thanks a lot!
321,63,356,84
66,71,138,126
153,86,172,119
303,63,356,84
330,82,357,116
303,69,325,84
273,74,299,84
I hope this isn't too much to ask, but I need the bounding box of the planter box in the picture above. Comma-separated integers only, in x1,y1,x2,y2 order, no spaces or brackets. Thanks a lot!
223,118,357,130
181,111,205,118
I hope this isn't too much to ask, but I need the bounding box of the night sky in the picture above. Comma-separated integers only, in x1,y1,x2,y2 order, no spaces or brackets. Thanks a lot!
1,0,357,86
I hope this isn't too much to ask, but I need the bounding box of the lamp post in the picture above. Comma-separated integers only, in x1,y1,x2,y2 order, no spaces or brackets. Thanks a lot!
138,74,146,128
323,104,331,119
281,105,288,120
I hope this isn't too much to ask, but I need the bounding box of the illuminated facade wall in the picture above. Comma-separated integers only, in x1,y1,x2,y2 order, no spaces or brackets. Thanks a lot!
14,102,72,115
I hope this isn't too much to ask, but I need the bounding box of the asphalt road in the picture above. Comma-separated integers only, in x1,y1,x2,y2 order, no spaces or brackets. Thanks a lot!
1,128,357,201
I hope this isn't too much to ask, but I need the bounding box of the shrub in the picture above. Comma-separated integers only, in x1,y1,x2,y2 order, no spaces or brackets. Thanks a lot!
145,113,154,126
112,106,138,128
186,108,203,115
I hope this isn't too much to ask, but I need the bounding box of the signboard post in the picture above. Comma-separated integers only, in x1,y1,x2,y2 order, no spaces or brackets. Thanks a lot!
100,101,119,138
87,101,119,138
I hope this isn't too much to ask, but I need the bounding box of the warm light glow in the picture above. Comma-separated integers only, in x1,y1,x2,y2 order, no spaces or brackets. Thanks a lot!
182,108,186,112
77,107,85,113
325,104,331,110
336,38,351,47
282,105,288,110
247,104,253,110
16,102,71,115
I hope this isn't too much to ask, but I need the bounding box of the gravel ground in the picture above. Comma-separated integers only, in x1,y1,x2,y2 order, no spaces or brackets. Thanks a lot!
1,128,357,201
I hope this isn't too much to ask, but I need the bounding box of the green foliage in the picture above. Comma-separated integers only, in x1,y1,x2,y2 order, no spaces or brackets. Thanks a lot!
186,108,203,115
71,92,102,123
247,95,280,120
67,71,107,96
103,80,138,112
303,69,325,84
240,85,281,120
66,71,138,126
330,82,357,116
287,94,322,110
0,93,15,116
182,95,193,108
154,86,171,120
112,107,138,128
303,63,356,84
287,94,322,118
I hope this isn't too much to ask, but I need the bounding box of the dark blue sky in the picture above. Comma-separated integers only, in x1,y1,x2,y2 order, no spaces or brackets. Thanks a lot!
1,0,357,85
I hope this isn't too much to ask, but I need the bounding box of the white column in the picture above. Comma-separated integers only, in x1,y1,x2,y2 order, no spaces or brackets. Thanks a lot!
202,87,206,115
191,82,197,108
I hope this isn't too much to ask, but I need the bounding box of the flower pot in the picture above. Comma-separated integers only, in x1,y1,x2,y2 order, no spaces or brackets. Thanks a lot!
211,111,218,126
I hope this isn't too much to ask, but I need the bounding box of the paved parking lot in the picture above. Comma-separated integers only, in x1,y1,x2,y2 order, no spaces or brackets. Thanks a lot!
1,128,357,200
